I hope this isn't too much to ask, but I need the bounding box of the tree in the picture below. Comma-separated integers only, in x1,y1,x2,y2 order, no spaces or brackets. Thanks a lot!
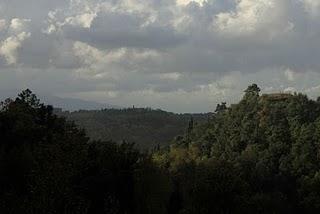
16,88,40,107
244,83,261,97
215,102,227,113
187,117,194,139
156,85,320,213
0,90,173,214
0,89,90,213
3,86,320,213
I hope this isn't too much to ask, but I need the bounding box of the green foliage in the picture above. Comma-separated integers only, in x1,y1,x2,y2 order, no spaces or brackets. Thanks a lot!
153,85,320,213
58,108,210,150
0,90,170,214
2,86,320,213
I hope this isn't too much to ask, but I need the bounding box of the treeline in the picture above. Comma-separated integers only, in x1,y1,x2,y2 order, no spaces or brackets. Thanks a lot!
58,107,210,149
0,90,171,213
1,86,320,213
153,84,320,213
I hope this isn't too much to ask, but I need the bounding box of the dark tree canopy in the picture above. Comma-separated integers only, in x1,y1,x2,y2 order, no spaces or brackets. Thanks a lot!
215,102,227,113
1,86,320,213
244,83,261,97
58,107,210,149
0,90,169,214
154,84,320,213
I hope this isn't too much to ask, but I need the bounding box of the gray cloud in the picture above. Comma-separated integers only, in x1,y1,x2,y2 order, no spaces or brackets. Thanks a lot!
1,0,320,112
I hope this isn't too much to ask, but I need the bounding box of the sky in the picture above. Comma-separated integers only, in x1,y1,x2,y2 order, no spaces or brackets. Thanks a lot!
0,0,320,112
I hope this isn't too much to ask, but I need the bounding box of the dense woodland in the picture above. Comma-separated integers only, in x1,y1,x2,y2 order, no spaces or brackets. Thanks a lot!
58,108,210,150
1,85,320,213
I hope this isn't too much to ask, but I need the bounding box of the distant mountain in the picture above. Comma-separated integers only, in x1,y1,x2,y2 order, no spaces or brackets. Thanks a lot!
0,90,119,111
40,95,120,111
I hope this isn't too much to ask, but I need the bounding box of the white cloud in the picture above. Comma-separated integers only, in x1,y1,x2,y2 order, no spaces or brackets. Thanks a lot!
302,0,320,17
2,0,320,112
73,41,160,65
305,85,320,93
45,0,165,33
9,18,31,33
176,0,208,6
44,0,101,33
72,40,162,80
0,32,31,64
0,18,31,65
65,12,97,28
284,87,296,93
213,0,291,38
73,41,105,65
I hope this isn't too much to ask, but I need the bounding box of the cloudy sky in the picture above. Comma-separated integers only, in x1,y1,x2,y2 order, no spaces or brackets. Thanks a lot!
0,0,320,112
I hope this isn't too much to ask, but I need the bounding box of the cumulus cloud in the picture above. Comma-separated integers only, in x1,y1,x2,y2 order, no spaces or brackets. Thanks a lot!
66,12,97,28
0,32,31,64
0,18,31,65
44,0,100,33
213,0,292,38
1,0,320,112
9,18,31,32
72,41,161,72
176,0,208,6
284,87,296,93
69,40,168,97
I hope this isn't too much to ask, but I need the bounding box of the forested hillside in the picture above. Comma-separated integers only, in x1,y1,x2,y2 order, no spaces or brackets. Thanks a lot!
1,86,320,213
153,84,320,213
59,109,211,149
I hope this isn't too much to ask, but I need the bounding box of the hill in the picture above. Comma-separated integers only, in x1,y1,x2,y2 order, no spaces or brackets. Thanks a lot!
59,108,212,149
153,84,320,213
40,95,120,111
2,87,320,213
